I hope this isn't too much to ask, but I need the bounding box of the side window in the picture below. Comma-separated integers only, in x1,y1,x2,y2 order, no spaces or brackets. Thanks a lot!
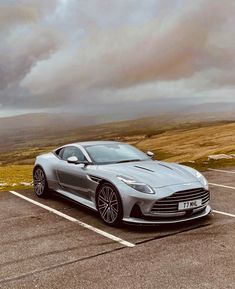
55,148,64,159
58,148,64,159
61,146,86,162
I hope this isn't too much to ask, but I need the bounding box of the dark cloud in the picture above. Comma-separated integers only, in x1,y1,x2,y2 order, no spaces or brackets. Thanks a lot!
0,0,235,116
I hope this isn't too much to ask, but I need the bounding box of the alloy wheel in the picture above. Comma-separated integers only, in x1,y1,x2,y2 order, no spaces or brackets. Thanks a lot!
98,185,119,224
34,168,46,196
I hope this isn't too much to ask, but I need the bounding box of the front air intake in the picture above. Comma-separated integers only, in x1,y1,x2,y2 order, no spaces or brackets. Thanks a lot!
151,188,210,215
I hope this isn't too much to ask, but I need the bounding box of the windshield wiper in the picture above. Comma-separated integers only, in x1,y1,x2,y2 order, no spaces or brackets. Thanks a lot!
115,159,142,164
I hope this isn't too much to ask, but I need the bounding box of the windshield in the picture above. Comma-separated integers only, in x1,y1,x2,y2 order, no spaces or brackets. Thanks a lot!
84,143,150,164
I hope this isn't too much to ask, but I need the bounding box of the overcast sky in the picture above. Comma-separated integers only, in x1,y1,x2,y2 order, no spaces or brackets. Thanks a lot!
0,0,235,117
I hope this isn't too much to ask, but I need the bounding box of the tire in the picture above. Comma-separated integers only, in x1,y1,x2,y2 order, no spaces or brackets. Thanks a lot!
96,182,123,226
33,167,49,198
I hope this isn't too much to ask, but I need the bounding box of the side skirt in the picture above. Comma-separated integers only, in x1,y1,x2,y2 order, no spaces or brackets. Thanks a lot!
55,189,97,211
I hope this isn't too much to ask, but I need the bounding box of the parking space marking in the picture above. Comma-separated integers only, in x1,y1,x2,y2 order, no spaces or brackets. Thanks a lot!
213,210,235,218
209,183,235,191
9,191,135,248
208,168,235,174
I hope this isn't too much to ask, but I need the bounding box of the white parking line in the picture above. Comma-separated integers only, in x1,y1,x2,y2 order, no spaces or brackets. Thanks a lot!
9,191,135,248
209,183,235,191
213,210,235,218
208,168,235,174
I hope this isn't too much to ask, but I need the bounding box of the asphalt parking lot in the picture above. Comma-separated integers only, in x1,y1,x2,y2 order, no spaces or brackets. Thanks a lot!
0,168,234,289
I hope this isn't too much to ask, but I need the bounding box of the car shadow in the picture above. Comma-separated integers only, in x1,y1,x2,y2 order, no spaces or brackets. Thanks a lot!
49,190,213,234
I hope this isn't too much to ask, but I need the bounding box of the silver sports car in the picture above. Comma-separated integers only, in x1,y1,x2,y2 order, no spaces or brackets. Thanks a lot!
33,141,211,225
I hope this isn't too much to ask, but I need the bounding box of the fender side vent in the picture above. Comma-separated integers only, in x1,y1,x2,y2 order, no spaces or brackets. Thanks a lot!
87,175,102,183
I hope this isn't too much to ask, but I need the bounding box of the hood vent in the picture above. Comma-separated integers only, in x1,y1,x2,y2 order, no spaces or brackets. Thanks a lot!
158,163,174,170
134,166,155,172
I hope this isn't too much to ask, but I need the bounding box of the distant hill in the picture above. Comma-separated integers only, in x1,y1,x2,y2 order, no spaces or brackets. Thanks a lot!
186,102,235,114
0,113,100,153
0,117,235,170
0,101,235,154
87,101,235,120
0,113,99,131
1,101,235,131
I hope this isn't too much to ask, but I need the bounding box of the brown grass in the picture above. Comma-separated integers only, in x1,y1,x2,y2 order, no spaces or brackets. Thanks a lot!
134,122,235,163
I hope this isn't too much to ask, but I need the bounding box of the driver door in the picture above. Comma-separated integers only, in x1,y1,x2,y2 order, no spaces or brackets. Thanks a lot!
56,146,91,200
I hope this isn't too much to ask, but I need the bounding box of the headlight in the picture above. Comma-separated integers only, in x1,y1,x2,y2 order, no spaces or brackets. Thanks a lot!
117,175,155,194
196,171,208,190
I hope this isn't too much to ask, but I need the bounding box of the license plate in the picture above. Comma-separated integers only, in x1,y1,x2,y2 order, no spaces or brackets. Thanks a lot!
178,199,202,211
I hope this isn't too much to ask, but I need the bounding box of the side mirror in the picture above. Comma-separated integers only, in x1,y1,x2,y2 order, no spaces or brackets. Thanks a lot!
67,156,79,164
67,156,90,166
146,151,154,159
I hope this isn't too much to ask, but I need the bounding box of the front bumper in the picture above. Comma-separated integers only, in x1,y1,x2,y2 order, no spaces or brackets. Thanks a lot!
123,204,212,224
118,181,211,224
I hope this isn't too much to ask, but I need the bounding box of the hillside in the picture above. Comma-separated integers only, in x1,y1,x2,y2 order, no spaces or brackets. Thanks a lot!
1,110,235,153
0,118,235,191
0,118,235,166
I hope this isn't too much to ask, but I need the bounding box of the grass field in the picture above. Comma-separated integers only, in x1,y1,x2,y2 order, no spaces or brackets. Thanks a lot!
0,119,235,191
0,165,32,191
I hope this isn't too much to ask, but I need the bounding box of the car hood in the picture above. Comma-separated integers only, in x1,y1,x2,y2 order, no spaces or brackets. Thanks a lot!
99,160,199,188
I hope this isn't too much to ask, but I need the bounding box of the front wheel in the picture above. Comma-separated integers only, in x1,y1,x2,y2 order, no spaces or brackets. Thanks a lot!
96,183,123,226
33,167,49,198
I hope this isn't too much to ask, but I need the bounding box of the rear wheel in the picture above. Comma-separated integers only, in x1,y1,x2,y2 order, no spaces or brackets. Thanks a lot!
96,183,123,226
33,167,49,198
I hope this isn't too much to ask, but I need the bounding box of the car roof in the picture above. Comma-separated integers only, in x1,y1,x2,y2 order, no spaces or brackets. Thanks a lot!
78,140,123,146
78,140,123,147
56,141,123,150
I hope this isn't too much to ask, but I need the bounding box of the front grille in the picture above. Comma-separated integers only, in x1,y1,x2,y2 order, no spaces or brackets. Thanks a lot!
151,188,210,215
